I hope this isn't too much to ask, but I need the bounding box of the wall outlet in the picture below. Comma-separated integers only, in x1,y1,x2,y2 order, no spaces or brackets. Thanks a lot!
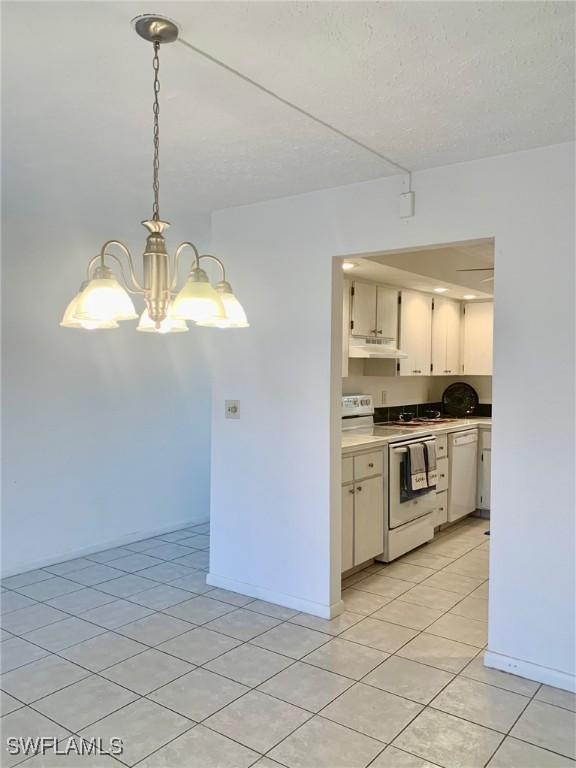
225,400,240,419
381,390,387,404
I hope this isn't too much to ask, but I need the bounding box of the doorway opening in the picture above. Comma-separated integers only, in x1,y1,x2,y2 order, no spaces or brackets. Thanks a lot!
331,237,494,666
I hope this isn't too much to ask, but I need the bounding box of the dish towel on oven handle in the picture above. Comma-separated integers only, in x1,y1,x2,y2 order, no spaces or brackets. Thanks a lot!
424,440,437,488
408,443,428,491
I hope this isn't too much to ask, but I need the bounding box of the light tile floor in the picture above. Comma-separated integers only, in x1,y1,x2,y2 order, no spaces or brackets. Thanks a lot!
1,518,575,767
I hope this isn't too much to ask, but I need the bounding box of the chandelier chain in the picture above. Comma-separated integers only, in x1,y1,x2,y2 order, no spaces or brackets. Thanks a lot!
152,41,161,220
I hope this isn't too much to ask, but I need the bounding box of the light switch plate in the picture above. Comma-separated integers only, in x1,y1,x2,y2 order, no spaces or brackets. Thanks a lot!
225,400,240,419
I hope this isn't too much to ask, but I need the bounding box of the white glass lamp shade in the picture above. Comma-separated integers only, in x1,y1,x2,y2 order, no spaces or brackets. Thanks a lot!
137,306,188,334
73,268,137,323
60,289,119,330
171,268,225,323
196,282,249,328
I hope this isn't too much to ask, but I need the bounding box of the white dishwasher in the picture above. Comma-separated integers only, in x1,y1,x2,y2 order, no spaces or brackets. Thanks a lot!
448,429,478,522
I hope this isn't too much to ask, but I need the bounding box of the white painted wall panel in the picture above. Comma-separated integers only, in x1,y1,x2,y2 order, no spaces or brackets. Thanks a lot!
1,209,213,576
210,143,575,684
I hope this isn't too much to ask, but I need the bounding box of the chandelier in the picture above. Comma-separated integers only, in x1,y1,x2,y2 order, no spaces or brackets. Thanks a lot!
61,15,248,334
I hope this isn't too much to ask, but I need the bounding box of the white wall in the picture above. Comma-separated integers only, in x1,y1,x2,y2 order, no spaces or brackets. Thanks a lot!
209,143,575,687
1,208,213,576
2,10,215,576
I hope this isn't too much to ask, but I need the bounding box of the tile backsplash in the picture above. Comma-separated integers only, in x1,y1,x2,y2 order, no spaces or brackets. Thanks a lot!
343,367,492,408
374,401,492,423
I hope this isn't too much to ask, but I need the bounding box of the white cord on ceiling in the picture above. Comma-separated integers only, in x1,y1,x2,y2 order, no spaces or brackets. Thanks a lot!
177,37,412,178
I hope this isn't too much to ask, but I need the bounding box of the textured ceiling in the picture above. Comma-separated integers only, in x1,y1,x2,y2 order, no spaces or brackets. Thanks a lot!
4,1,574,218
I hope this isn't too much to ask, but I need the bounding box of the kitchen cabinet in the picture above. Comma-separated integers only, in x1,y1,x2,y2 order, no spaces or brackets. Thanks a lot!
435,434,448,460
350,282,398,339
432,297,461,375
478,429,491,510
354,450,383,479
341,484,354,572
463,301,493,375
351,282,377,337
376,286,399,340
399,291,433,376
342,280,351,377
342,456,354,484
434,490,448,527
436,458,449,492
354,476,384,565
341,451,384,571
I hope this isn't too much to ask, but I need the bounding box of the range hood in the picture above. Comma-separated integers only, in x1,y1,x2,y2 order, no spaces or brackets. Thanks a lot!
349,337,408,359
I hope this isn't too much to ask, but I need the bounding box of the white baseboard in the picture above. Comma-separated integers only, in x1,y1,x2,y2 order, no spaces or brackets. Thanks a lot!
484,650,576,693
2,518,209,579
206,571,344,619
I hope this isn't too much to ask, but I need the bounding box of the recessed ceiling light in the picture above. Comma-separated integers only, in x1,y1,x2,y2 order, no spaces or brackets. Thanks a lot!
342,263,356,271
463,294,477,300
433,287,448,293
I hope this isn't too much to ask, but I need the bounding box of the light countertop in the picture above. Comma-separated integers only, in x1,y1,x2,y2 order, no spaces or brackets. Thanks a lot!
342,418,492,454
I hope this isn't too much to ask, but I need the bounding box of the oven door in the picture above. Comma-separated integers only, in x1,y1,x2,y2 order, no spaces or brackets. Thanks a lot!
388,441,437,529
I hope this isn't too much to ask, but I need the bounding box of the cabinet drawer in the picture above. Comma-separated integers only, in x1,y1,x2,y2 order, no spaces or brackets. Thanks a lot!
342,457,354,484
435,435,448,459
436,457,449,492
354,451,383,480
434,490,448,526
481,430,492,450
386,514,434,561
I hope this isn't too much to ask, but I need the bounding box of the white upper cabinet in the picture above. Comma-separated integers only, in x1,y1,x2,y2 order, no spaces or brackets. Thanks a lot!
351,282,399,339
351,282,377,337
399,291,433,376
342,280,351,377
463,301,494,375
344,281,492,379
376,286,399,340
432,297,461,376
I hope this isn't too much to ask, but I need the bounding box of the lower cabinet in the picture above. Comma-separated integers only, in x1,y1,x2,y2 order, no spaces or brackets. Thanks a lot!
354,476,384,565
341,484,355,572
341,451,384,572
436,458,449,492
478,429,492,510
434,490,448,527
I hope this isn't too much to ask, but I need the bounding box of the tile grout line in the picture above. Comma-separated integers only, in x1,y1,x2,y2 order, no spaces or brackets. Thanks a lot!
8,608,332,765
5,521,573,768
4,534,211,767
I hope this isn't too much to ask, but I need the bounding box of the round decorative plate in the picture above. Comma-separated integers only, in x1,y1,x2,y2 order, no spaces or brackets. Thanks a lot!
442,382,479,417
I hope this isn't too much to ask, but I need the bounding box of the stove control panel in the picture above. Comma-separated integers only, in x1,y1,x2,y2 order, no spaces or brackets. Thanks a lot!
342,394,374,417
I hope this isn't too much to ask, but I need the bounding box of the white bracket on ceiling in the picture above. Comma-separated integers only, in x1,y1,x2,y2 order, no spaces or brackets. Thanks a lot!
399,173,415,218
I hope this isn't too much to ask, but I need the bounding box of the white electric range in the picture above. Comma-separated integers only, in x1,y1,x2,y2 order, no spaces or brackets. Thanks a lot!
342,395,438,560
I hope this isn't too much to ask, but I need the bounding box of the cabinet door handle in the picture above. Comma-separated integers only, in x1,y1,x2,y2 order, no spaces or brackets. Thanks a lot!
440,473,446,479
356,486,363,492
368,462,374,468
348,488,355,494
377,330,383,335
